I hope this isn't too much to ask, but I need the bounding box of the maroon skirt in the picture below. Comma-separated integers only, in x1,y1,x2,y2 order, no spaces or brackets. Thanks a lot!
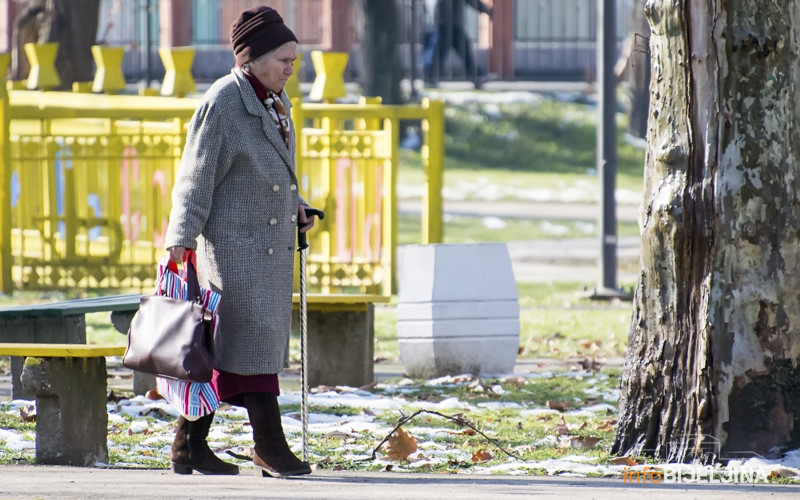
211,369,279,407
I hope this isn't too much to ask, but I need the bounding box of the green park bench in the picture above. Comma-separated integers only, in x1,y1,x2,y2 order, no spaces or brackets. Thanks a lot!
0,292,389,399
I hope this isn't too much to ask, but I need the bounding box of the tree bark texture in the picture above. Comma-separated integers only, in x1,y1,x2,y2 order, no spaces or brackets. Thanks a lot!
39,0,100,88
613,0,800,463
356,0,403,104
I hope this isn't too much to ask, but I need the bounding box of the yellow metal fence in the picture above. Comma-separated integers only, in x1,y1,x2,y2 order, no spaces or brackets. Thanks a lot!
0,76,444,297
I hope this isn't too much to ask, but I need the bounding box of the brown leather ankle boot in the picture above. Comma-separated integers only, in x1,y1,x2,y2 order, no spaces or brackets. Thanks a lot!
171,413,239,475
243,392,311,477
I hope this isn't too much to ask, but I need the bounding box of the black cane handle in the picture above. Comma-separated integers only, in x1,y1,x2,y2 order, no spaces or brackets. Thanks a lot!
297,207,325,251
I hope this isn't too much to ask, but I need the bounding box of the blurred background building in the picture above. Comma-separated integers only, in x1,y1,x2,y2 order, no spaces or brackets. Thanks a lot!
0,0,634,86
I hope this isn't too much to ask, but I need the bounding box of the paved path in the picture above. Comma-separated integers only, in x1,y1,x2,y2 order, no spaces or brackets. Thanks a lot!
0,465,797,500
398,199,642,284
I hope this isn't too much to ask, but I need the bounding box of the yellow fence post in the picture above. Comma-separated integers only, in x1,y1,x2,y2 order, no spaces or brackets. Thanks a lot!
159,47,196,97
91,45,127,94
0,53,11,293
421,98,444,244
309,51,348,102
24,42,61,90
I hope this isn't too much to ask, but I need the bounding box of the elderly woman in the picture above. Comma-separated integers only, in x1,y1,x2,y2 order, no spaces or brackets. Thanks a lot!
164,6,318,478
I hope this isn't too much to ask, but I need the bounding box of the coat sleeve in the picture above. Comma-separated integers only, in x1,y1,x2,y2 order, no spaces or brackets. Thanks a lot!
164,101,232,250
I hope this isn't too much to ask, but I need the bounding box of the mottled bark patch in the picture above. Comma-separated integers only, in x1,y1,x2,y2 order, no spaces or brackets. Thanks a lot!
723,360,800,458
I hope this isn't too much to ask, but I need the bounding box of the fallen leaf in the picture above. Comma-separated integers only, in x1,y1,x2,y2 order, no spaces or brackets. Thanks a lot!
145,389,162,400
471,449,493,462
547,400,570,411
445,429,477,436
19,406,36,423
597,419,617,431
579,357,604,371
768,467,798,478
359,382,378,391
500,375,527,387
551,416,570,436
322,431,352,439
610,456,639,466
362,408,375,416
384,428,418,461
569,436,601,449
468,378,494,393
384,464,394,472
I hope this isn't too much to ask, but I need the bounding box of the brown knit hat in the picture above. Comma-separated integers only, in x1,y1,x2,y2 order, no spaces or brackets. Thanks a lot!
230,6,298,66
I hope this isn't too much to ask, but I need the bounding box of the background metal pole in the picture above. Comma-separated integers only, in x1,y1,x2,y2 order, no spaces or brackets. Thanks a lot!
594,0,623,298
145,0,153,88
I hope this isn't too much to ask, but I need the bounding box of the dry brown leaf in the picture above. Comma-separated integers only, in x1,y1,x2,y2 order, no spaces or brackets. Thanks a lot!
322,431,352,439
145,389,162,400
19,405,36,423
445,429,477,436
610,456,639,466
547,400,570,411
570,436,601,449
768,467,798,478
557,436,573,449
597,419,617,431
384,428,418,461
579,357,604,371
362,408,376,417
551,416,570,436
468,378,494,393
501,375,527,387
471,449,493,462
359,382,378,391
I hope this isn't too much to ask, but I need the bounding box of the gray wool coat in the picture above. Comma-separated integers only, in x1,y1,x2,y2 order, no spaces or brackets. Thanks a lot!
164,67,304,375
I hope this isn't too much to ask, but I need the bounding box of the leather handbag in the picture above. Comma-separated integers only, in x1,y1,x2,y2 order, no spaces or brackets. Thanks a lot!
123,260,215,383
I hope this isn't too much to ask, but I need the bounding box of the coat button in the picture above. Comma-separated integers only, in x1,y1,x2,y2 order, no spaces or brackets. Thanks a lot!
268,248,274,255
269,218,277,225
290,184,297,191
291,214,297,222
272,185,280,192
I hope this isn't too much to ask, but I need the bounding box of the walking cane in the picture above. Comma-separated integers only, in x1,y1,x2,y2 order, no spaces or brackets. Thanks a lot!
297,206,324,462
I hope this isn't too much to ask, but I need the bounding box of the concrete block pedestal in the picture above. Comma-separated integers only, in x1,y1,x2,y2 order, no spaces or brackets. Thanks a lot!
397,244,520,378
20,356,109,466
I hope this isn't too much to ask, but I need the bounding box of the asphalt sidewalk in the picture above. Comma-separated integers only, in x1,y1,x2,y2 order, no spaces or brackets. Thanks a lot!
0,465,797,500
398,199,642,284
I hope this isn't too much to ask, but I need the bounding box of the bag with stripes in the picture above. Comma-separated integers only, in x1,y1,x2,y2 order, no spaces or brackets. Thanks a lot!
153,251,221,420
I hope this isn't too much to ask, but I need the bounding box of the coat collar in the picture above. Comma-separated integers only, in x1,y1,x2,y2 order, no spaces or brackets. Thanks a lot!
232,67,295,170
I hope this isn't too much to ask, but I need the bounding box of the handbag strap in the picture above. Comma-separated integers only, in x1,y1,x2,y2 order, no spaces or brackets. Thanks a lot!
158,249,203,303
184,260,203,303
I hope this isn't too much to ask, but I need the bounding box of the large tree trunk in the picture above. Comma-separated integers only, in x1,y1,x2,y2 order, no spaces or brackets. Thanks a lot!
613,0,800,463
39,0,100,88
10,0,44,81
355,0,403,104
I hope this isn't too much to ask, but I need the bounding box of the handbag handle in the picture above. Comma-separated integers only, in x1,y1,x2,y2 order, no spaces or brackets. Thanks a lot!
160,250,203,303
184,260,203,303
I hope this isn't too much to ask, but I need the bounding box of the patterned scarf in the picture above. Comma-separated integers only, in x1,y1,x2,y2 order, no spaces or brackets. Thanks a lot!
242,69,291,149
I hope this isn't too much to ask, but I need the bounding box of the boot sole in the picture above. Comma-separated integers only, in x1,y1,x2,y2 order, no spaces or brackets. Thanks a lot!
172,461,239,475
254,464,312,478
